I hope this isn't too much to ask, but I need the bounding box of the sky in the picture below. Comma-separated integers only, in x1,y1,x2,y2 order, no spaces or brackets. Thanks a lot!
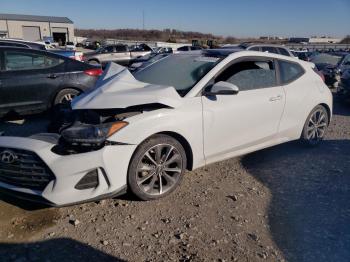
0,0,349,38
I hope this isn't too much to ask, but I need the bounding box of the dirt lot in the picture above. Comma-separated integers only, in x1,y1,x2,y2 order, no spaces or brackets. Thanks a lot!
0,98,349,262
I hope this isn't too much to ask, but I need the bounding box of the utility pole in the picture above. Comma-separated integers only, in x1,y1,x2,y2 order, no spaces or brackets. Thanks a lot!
142,10,145,30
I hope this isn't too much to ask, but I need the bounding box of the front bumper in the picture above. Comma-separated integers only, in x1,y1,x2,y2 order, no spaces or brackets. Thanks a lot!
0,136,137,206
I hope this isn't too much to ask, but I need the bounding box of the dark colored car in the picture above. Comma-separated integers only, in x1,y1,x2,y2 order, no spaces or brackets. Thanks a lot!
311,52,350,87
292,51,319,61
129,53,170,72
338,68,350,101
177,46,203,51
0,39,46,50
0,47,102,118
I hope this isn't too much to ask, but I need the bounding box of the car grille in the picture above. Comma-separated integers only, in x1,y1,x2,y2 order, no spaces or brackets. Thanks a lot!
0,147,55,191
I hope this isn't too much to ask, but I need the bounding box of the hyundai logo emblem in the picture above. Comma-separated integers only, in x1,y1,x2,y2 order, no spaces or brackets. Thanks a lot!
0,150,17,164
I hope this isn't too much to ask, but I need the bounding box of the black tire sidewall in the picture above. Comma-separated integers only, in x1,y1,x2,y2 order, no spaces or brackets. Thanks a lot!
128,134,187,201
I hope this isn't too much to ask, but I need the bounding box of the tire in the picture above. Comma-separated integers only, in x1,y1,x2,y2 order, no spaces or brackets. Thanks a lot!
88,60,100,65
128,134,187,201
54,88,81,106
301,105,329,146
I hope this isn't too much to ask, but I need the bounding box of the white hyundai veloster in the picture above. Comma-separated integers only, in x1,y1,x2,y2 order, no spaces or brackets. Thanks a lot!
0,50,332,206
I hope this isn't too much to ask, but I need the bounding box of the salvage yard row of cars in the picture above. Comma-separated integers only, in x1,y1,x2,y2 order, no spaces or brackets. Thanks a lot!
0,37,343,206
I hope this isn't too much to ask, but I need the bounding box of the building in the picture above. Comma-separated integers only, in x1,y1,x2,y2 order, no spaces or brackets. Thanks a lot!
289,36,342,44
0,13,74,45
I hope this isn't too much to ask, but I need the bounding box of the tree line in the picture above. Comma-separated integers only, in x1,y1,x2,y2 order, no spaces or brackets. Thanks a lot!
75,28,239,43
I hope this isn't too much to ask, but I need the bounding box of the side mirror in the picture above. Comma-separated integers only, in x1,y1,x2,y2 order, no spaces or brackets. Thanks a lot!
204,81,239,96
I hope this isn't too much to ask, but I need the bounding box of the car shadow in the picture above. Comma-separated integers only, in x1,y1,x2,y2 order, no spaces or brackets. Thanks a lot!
333,96,350,117
0,238,125,262
242,139,350,262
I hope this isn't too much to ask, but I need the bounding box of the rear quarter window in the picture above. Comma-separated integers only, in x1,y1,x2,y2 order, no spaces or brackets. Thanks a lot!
278,60,305,84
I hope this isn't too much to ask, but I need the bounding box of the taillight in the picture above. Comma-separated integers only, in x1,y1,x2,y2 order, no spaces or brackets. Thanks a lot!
84,68,103,77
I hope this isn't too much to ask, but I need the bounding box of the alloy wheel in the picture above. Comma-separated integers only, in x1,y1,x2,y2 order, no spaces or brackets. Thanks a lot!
60,93,77,104
306,108,327,143
136,144,183,196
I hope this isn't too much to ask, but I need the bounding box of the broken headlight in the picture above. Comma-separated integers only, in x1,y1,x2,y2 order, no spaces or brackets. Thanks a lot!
61,121,128,146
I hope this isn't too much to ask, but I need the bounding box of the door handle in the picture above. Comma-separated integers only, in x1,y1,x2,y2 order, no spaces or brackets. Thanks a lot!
269,95,283,102
47,74,58,79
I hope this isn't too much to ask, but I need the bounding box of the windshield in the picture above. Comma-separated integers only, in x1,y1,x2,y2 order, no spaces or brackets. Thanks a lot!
133,54,219,96
311,53,342,66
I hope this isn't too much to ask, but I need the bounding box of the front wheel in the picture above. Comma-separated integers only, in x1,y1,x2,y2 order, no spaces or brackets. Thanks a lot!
301,105,329,146
128,135,187,201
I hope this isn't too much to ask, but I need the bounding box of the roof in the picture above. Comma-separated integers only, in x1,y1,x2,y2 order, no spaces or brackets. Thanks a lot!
0,13,73,24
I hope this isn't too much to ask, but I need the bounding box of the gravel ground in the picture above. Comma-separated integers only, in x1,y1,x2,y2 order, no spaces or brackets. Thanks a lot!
0,98,349,262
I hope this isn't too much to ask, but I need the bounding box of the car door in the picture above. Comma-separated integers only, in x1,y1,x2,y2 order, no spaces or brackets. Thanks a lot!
98,46,116,64
202,57,285,163
114,45,131,65
0,49,65,115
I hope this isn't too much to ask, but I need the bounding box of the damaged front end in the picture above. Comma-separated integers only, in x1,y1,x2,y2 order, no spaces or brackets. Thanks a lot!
51,62,181,154
52,104,169,155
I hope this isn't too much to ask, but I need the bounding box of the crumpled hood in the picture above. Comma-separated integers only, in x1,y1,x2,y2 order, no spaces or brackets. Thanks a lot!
72,63,182,109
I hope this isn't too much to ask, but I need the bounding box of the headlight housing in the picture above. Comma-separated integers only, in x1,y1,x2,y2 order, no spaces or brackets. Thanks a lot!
61,121,128,146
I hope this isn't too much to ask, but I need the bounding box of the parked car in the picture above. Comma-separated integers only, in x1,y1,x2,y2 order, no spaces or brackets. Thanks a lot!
0,39,83,61
83,44,152,66
0,47,102,118
292,50,317,61
177,45,203,51
0,39,46,50
129,53,170,72
0,50,332,206
65,42,76,50
310,52,350,87
221,43,295,57
153,47,173,54
338,68,350,101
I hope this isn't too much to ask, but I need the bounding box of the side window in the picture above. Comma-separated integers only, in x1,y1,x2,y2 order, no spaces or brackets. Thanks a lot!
104,46,115,53
262,46,278,54
216,60,277,91
4,51,64,71
115,45,128,52
278,60,304,84
249,46,260,51
278,48,290,57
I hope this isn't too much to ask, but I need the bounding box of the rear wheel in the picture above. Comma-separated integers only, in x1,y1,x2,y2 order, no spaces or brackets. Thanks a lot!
301,105,329,146
128,135,187,201
54,88,81,106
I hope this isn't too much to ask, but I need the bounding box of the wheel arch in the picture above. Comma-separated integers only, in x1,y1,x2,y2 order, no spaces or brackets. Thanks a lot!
130,131,194,171
156,131,194,171
319,103,331,125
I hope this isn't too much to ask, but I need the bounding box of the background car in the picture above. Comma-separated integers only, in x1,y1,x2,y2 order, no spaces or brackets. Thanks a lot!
0,47,102,118
129,52,171,72
0,38,83,61
310,52,350,87
0,39,46,50
338,68,350,101
177,45,203,51
83,43,152,66
221,43,295,57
